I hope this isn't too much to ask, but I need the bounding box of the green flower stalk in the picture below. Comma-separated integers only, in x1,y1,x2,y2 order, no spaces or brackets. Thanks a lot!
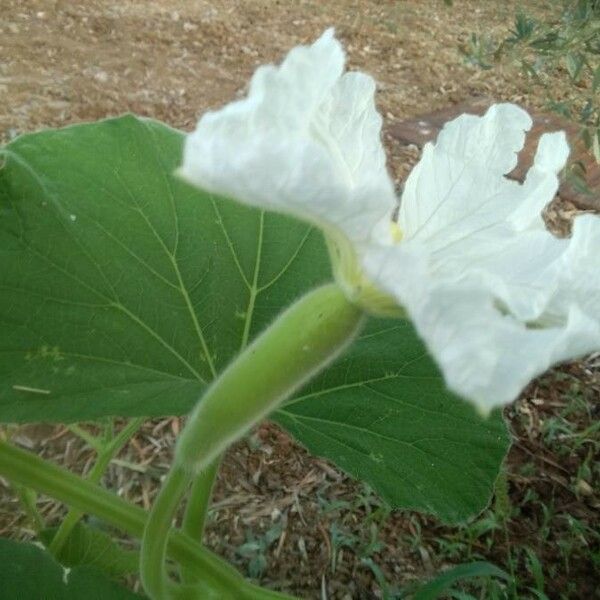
175,283,364,473
140,283,364,599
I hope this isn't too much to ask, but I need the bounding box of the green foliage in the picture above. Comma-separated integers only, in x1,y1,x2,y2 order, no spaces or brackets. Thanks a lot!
315,483,400,598
523,548,547,599
410,561,511,600
0,115,327,422
276,317,509,522
0,537,143,599
463,0,600,163
462,33,496,70
0,116,508,522
40,522,139,578
234,522,284,579
0,116,328,422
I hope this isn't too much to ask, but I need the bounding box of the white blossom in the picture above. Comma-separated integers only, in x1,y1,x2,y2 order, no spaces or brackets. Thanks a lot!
180,30,600,412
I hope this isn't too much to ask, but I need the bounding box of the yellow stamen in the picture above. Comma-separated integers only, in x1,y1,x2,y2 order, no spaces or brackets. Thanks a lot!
390,221,403,244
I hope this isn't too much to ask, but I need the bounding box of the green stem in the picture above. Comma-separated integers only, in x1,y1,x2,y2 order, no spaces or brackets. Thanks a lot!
141,283,364,599
140,466,190,599
181,457,221,583
0,439,232,593
183,458,220,540
14,484,45,533
0,438,297,600
67,424,103,451
176,283,364,473
49,417,145,556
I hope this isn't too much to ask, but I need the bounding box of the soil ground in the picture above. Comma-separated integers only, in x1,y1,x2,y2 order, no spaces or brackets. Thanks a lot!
1,1,599,599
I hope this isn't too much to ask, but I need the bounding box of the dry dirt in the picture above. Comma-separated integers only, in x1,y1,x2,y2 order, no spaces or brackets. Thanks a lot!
1,1,599,599
1,0,555,139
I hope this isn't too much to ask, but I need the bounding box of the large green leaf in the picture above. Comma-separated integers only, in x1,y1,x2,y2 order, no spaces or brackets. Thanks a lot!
0,537,143,599
0,116,509,521
0,115,326,421
275,319,508,522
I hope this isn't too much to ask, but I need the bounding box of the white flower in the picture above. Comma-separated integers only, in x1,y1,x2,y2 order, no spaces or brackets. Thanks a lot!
180,29,600,413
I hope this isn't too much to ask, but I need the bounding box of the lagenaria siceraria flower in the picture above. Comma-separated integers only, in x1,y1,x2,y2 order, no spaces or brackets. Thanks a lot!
180,29,600,413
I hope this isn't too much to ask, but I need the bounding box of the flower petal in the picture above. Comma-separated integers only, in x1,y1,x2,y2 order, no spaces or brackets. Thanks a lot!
549,214,600,318
398,103,533,248
508,131,570,231
362,103,600,410
362,236,600,411
407,281,600,413
322,71,397,242
180,29,395,245
423,127,571,323
395,105,574,323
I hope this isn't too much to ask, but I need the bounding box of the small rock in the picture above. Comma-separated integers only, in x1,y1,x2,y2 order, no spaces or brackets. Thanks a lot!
94,70,109,83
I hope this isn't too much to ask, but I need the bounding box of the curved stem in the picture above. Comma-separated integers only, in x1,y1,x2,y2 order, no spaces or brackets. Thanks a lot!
140,466,190,599
181,456,221,584
183,457,220,541
176,283,364,474
0,439,240,593
0,437,298,600
49,417,144,556
141,283,364,599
